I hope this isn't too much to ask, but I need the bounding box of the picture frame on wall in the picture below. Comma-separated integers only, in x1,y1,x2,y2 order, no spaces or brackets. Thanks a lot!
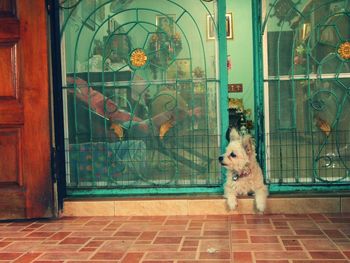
207,13,233,40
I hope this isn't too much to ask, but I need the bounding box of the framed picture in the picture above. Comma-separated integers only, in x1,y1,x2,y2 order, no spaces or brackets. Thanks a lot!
207,13,233,40
156,14,176,34
226,13,233,39
81,0,96,31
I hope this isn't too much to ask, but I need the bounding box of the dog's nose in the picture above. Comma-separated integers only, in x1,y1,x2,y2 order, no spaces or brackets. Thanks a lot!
218,156,223,162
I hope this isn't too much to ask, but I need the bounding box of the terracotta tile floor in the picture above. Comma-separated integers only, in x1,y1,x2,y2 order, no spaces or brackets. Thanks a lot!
0,213,350,262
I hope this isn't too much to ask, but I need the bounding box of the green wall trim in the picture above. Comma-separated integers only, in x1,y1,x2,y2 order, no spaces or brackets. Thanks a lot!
218,0,229,153
67,186,223,197
251,0,266,174
269,184,350,193
218,0,229,183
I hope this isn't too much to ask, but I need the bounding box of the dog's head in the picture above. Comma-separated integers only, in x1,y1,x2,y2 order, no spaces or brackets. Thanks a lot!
218,128,255,174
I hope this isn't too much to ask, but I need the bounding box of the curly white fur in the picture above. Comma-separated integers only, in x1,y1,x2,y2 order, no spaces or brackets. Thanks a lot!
219,129,268,213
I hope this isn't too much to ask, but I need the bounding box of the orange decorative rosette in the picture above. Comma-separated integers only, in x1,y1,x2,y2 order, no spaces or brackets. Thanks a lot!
338,41,350,60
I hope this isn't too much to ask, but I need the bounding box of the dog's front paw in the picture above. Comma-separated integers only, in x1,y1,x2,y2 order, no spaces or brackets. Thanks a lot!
226,197,237,211
255,202,266,213
254,197,267,213
254,187,268,213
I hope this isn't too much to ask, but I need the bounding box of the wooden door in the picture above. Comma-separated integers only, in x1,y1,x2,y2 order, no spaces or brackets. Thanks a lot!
0,0,53,219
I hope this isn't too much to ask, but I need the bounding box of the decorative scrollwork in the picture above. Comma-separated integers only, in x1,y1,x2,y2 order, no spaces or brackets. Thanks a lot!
59,0,81,9
269,0,301,26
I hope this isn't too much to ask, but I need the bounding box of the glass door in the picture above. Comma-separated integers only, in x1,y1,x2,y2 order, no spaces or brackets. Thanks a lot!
262,0,350,190
58,0,228,195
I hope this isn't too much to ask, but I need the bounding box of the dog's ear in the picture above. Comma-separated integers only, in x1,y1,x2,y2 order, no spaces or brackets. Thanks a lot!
229,128,240,141
225,127,231,142
242,135,256,158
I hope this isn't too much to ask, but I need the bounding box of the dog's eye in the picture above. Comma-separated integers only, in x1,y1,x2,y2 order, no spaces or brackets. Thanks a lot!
230,152,236,158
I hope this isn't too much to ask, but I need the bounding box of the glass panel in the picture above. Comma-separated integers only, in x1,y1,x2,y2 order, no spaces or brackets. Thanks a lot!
264,0,350,76
263,0,350,186
268,78,350,131
59,0,222,190
266,77,350,184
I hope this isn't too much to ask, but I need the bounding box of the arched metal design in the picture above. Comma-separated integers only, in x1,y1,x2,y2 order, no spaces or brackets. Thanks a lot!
58,0,227,195
262,0,350,190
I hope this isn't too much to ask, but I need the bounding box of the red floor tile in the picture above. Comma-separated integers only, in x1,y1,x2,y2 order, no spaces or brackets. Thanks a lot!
12,253,42,263
0,252,22,260
344,250,350,259
254,251,310,260
198,251,231,260
256,261,289,263
59,237,90,245
49,232,71,240
282,239,300,246
292,260,349,263
138,231,157,240
308,251,346,259
323,229,347,238
182,240,199,246
0,213,349,262
250,235,279,243
153,237,182,244
301,239,338,250
233,251,253,263
121,252,144,263
144,251,196,260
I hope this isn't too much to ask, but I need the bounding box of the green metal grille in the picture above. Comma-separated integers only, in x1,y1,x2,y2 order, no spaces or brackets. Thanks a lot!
59,0,228,195
262,0,350,190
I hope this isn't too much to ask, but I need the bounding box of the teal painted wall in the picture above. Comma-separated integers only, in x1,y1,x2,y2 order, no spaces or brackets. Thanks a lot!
226,0,255,121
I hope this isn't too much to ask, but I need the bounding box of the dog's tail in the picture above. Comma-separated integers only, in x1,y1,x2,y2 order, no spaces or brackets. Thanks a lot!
229,128,240,141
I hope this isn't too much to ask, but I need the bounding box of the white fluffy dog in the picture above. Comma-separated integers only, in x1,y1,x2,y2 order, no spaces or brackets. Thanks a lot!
219,128,268,213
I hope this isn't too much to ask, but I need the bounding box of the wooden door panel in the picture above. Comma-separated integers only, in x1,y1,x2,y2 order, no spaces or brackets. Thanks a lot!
0,44,17,98
0,128,22,184
0,17,19,41
0,191,25,219
0,0,53,219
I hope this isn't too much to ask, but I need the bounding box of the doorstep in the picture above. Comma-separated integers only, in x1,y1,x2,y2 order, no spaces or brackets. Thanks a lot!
62,195,350,216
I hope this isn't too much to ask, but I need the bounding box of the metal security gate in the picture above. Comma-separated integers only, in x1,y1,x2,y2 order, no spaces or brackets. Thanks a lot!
261,0,350,191
58,0,228,195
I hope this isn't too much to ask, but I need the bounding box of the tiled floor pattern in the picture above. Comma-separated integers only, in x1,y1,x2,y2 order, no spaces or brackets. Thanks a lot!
0,214,350,262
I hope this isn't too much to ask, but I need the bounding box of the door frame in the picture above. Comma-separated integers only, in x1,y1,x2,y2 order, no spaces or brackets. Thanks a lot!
49,0,67,210
254,0,350,193
50,0,230,199
0,0,55,219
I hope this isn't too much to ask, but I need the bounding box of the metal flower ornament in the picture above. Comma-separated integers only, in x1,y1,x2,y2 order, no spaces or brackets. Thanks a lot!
338,41,350,60
130,48,148,68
